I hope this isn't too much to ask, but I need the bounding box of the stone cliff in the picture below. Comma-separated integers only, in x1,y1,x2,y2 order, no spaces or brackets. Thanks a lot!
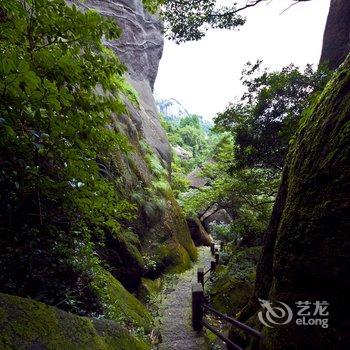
70,0,197,289
74,0,171,165
320,0,350,69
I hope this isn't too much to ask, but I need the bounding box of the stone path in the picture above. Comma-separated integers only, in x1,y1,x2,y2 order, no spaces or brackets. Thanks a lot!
157,247,212,350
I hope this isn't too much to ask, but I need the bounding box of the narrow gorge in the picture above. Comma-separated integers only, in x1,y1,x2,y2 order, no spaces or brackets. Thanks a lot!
0,1,349,350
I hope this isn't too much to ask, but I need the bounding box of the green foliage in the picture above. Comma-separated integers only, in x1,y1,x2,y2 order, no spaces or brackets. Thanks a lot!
209,222,238,244
0,0,136,229
178,115,201,128
214,61,331,171
176,63,331,245
133,139,172,219
161,114,219,198
180,134,277,245
209,247,261,314
142,0,163,14
161,0,245,43
170,159,190,197
164,115,212,161
0,0,138,309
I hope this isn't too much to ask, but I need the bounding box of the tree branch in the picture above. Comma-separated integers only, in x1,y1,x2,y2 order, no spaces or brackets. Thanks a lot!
280,0,312,15
209,0,312,18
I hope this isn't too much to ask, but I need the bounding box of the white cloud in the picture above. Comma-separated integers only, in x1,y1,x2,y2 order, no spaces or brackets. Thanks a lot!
154,0,331,120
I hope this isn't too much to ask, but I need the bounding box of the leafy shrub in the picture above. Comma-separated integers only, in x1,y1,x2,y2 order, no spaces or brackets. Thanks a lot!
0,0,137,311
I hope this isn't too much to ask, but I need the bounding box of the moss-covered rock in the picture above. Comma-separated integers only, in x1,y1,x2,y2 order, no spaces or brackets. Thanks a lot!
97,230,146,291
0,293,150,350
138,277,162,302
209,247,261,315
141,196,197,277
154,242,192,274
110,131,197,280
210,271,254,315
259,57,350,349
187,217,213,247
170,198,198,262
91,270,154,332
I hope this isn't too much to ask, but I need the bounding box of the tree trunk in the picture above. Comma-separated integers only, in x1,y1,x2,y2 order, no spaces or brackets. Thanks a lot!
261,56,350,349
320,0,350,69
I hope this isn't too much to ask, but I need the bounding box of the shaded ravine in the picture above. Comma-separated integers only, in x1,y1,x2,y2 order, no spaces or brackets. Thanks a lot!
158,247,212,350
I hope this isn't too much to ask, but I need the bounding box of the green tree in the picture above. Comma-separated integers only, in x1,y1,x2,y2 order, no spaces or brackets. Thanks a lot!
180,63,330,245
214,62,331,171
180,135,276,245
179,115,201,128
161,0,250,42
0,0,137,310
160,0,312,43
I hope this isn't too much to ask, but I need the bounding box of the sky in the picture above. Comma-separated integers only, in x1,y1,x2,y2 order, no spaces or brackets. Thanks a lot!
154,0,331,120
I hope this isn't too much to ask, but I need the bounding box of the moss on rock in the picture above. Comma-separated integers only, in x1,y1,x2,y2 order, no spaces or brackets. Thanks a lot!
155,242,192,274
0,293,150,350
138,277,162,302
210,271,255,315
170,198,198,262
260,57,350,349
141,196,197,276
209,247,261,315
91,269,154,332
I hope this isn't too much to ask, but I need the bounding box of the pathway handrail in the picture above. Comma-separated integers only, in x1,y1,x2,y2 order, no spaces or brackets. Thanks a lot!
202,320,243,350
192,242,261,349
203,268,211,276
202,304,261,338
204,276,211,284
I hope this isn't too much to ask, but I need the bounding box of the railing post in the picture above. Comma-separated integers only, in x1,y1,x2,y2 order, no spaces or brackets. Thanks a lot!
210,260,216,272
215,252,220,265
210,242,215,255
197,267,204,286
210,260,216,281
192,283,204,331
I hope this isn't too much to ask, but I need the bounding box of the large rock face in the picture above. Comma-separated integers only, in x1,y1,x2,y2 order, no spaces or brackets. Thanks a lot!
70,0,197,287
320,0,350,69
72,0,171,165
0,293,151,350
203,209,233,233
256,58,350,349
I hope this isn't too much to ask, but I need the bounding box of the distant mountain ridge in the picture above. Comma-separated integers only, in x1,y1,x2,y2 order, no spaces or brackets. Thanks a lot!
156,98,190,123
156,98,213,133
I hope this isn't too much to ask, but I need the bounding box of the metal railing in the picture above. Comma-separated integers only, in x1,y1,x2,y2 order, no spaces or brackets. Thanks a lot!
192,241,261,349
